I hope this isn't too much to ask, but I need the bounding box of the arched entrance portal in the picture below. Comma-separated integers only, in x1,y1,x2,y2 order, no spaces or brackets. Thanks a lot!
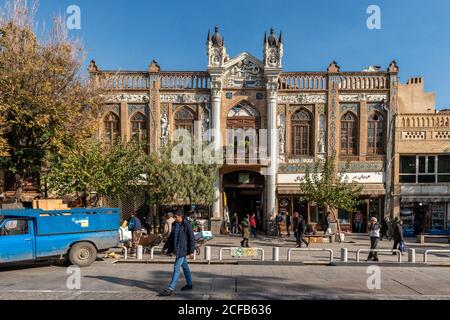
223,170,265,230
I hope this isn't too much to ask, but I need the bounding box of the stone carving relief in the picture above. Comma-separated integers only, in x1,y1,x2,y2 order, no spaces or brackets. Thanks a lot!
288,105,313,114
105,94,149,103
367,102,384,114
160,94,210,104
339,94,387,102
202,105,210,134
160,113,169,145
223,58,264,88
340,103,359,115
128,104,147,116
266,48,280,67
104,104,120,115
318,114,327,154
278,113,286,156
278,94,326,104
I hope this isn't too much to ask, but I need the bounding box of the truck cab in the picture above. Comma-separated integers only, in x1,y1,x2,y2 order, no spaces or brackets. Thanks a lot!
0,208,120,267
0,216,35,263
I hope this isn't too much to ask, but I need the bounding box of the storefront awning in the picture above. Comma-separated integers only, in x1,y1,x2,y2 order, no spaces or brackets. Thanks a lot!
401,196,450,203
277,184,385,196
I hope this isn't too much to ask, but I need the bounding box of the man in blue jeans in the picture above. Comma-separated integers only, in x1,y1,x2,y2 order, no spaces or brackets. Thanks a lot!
160,210,195,296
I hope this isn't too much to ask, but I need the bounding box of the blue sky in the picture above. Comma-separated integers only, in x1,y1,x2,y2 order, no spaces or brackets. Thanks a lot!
15,0,450,108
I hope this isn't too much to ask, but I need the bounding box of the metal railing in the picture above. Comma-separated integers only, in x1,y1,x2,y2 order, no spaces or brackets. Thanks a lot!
150,246,197,260
356,249,402,262
423,250,450,263
287,248,334,262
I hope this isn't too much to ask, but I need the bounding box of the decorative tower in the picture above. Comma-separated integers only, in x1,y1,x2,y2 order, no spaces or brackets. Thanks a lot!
206,26,229,68
263,28,283,69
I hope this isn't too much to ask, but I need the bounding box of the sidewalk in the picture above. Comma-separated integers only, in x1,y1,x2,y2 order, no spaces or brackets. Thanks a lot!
115,233,450,265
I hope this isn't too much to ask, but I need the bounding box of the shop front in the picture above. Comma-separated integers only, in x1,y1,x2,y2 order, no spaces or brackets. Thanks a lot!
338,197,384,233
400,196,449,235
277,195,327,232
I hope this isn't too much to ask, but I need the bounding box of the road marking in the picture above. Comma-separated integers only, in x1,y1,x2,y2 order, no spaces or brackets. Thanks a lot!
0,290,123,294
391,279,423,295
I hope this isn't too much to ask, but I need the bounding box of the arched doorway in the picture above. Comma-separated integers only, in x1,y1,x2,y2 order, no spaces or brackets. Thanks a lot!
223,170,265,229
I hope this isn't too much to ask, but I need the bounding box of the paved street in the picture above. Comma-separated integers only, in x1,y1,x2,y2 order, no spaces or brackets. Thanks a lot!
136,234,450,264
1,261,450,300
1,234,450,300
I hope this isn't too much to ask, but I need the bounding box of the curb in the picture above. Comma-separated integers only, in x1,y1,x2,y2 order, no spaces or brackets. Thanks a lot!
114,260,239,265
330,262,433,267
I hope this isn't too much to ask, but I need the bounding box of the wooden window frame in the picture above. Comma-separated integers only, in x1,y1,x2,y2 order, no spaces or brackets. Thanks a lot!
104,113,120,145
367,112,385,155
130,112,148,144
290,109,312,157
340,112,358,156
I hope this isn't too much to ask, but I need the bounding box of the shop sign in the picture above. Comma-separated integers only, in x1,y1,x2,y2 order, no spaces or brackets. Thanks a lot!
230,247,257,257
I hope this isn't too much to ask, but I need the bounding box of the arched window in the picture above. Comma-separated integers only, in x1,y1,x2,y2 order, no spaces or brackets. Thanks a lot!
340,112,357,155
291,109,312,157
174,106,195,135
104,112,120,145
368,112,385,155
226,101,260,161
130,112,147,144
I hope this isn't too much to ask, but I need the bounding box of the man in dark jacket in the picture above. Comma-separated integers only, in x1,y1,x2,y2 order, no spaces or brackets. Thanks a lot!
296,215,309,248
392,217,404,254
160,210,196,296
286,214,291,237
128,212,142,255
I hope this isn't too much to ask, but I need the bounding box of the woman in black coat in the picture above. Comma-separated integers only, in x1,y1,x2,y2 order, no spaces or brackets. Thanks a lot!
296,215,310,248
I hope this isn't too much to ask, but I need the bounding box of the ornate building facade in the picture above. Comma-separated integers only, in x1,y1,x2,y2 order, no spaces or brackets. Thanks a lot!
87,27,402,233
1,28,448,234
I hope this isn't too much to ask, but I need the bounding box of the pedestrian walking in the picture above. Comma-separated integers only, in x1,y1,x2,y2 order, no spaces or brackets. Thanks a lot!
275,212,283,236
367,217,381,261
354,211,364,233
231,213,239,235
293,212,299,242
286,213,291,236
223,208,231,234
388,218,394,241
322,212,329,234
128,211,142,255
240,216,251,247
380,216,389,241
392,217,404,255
296,215,309,248
163,213,175,240
249,213,257,238
160,210,196,297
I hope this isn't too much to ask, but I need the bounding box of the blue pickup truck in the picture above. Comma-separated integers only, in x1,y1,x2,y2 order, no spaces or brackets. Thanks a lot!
0,208,120,267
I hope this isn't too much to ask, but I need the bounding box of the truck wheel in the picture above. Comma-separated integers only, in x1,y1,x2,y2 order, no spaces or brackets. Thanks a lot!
69,242,97,267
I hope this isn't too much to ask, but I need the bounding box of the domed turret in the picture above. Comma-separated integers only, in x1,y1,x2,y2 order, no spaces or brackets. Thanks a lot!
211,26,224,47
267,28,277,46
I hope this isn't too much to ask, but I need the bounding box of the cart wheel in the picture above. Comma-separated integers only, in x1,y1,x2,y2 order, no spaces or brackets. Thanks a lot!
196,247,201,256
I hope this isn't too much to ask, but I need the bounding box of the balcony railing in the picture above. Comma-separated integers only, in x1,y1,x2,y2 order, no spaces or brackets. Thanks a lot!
279,73,327,91
99,72,150,91
399,114,450,128
160,72,210,90
278,72,389,91
338,73,388,90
